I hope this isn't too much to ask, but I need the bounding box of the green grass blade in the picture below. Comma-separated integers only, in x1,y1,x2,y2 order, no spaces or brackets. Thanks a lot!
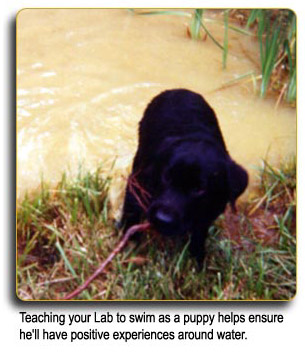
190,9,204,40
246,9,263,27
286,66,296,102
45,224,65,241
204,18,253,36
222,10,229,69
174,240,190,275
133,10,190,17
261,25,280,97
55,241,77,278
198,14,223,50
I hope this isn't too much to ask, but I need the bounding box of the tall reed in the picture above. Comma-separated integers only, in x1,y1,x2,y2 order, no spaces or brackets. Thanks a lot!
247,9,296,103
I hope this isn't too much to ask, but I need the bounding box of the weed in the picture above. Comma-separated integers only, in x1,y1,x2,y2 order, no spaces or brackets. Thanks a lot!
247,9,296,103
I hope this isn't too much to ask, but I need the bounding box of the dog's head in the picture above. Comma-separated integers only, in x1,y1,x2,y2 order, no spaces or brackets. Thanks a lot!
147,141,248,236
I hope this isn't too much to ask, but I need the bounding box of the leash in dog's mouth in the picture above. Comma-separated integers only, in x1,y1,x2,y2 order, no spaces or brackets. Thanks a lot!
127,170,152,212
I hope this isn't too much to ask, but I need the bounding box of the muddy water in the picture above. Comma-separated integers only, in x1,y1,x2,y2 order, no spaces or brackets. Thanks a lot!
17,9,296,217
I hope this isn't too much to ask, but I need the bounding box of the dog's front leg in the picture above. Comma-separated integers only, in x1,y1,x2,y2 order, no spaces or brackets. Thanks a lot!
189,227,208,269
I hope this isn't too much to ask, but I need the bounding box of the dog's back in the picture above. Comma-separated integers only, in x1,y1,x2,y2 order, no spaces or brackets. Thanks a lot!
138,89,227,159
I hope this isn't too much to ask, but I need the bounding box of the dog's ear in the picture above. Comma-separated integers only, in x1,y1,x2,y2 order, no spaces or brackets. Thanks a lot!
226,159,248,211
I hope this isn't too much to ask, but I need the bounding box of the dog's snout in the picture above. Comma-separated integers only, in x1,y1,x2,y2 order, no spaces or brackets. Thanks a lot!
148,205,179,235
155,209,174,226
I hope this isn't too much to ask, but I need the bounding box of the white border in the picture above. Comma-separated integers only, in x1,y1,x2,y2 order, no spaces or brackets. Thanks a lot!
2,1,304,358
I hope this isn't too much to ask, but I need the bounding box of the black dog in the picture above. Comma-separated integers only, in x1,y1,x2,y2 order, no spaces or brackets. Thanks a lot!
121,89,248,264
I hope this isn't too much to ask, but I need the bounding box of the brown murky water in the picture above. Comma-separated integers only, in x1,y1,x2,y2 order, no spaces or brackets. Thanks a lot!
17,9,296,217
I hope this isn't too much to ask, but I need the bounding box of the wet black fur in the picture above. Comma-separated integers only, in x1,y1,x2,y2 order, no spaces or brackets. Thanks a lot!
121,89,248,264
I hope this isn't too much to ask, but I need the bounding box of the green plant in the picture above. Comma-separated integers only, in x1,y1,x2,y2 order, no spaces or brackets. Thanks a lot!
247,9,296,102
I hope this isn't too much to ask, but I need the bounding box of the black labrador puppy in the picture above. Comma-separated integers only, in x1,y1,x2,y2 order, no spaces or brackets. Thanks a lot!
121,89,248,264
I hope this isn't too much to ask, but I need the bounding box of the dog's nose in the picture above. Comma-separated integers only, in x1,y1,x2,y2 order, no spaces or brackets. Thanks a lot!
151,208,177,235
155,210,174,226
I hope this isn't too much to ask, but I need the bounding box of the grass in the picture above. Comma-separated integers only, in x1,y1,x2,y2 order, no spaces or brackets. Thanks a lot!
246,9,296,103
16,159,296,301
